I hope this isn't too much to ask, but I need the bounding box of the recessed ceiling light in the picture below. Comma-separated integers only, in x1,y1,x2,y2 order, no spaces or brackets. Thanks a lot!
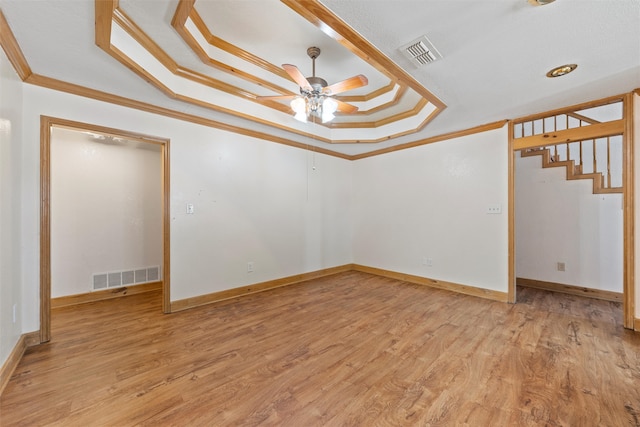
546,64,578,78
528,0,556,5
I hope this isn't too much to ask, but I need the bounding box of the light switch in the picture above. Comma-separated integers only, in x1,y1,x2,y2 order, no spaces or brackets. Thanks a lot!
186,203,194,214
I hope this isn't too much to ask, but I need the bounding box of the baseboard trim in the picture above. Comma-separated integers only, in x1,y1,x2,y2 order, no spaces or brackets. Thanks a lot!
516,277,622,302
0,331,39,396
635,317,640,332
353,264,509,302
170,264,355,312
51,281,163,309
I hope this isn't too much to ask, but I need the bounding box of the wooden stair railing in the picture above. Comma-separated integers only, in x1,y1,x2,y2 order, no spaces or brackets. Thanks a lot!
514,104,624,195
521,144,622,194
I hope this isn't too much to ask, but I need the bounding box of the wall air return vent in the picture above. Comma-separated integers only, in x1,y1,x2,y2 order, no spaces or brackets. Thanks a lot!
92,266,161,291
400,36,442,67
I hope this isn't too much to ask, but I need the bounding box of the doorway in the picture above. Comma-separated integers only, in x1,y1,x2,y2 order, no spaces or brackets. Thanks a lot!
508,94,635,329
39,116,171,343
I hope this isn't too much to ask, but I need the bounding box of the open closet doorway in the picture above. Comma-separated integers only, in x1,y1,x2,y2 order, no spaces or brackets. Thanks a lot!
39,116,170,343
508,95,635,329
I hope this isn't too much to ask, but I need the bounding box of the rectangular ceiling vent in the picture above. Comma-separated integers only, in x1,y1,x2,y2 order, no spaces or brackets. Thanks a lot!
400,36,442,67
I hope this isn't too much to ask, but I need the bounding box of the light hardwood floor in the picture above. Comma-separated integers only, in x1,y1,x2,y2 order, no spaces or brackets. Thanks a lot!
1,271,639,426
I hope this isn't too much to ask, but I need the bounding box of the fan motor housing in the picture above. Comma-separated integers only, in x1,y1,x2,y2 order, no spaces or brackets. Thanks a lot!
305,76,328,93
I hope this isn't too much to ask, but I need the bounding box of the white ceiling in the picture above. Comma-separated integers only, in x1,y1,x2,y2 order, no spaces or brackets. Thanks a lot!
1,0,638,157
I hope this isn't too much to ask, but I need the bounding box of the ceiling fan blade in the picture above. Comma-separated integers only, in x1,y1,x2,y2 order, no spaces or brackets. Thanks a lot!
282,64,312,91
335,99,358,114
323,75,368,95
256,95,297,101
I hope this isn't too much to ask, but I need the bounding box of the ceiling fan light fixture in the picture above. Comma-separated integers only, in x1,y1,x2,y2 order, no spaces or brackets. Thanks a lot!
546,63,577,78
294,111,308,123
259,47,367,124
321,97,338,123
291,97,308,122
291,97,306,114
323,97,338,114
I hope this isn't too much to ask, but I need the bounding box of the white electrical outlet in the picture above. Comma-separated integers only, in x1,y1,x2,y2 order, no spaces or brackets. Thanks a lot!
486,204,502,214
426,258,433,267
247,261,254,273
557,262,566,272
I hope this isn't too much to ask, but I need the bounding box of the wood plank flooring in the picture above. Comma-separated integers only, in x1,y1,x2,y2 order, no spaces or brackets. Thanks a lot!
1,271,639,426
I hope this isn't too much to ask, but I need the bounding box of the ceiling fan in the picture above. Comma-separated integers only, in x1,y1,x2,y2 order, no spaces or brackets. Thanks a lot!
258,47,368,123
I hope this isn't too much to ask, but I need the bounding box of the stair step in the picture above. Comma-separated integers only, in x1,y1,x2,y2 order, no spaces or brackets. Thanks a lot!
520,146,623,194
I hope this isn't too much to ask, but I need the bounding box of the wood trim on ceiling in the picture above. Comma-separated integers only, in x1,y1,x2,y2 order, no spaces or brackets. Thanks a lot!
27,74,351,158
121,0,418,122
0,10,33,80
282,0,447,112
339,82,397,103
181,4,294,83
346,86,408,117
97,0,431,140
350,120,508,159
329,98,428,129
183,3,398,103
6,9,610,158
512,94,626,125
112,6,292,114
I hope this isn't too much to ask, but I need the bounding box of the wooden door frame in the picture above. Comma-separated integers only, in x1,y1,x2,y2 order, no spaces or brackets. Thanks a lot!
507,93,635,330
39,116,171,343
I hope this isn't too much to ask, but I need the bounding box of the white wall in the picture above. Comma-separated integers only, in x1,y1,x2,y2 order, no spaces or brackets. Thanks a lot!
0,48,24,366
352,126,510,293
515,152,623,292
50,128,162,297
170,127,353,300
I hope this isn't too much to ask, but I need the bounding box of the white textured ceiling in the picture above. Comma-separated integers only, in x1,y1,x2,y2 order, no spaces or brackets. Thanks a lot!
0,0,638,156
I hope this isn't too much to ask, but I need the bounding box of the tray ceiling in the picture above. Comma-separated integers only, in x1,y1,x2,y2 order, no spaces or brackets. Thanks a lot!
0,0,638,157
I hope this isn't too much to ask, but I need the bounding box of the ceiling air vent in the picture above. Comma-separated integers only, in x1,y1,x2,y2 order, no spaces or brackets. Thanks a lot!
400,36,442,67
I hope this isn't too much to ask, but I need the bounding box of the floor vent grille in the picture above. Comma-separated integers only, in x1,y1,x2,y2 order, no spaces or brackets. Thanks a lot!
92,266,161,291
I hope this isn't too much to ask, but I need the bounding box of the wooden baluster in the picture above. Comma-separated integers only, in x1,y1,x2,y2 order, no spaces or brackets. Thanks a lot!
579,140,583,174
542,118,547,156
554,144,558,162
606,137,611,188
592,139,597,174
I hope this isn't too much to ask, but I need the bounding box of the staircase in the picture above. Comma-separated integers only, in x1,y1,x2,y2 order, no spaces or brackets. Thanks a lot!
513,105,624,195
521,144,622,194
